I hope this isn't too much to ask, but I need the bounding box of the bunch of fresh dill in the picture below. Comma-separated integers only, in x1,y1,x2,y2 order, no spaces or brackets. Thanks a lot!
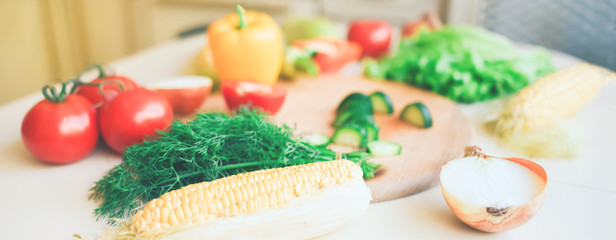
89,108,379,221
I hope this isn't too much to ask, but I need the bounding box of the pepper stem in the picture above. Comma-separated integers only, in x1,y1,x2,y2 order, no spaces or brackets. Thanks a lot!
236,5,247,30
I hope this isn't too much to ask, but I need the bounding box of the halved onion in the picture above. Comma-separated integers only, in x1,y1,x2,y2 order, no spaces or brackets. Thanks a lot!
440,146,547,232
147,76,212,115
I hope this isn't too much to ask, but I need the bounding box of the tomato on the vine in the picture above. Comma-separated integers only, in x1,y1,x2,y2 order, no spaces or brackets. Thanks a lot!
98,88,174,153
21,84,99,164
77,75,138,105
221,81,286,115
76,65,139,106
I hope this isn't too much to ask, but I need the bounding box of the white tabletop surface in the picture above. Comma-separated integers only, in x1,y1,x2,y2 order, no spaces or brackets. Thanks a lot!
1,35,615,240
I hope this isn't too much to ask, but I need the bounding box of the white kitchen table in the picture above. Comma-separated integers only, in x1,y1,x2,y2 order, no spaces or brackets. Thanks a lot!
1,35,615,240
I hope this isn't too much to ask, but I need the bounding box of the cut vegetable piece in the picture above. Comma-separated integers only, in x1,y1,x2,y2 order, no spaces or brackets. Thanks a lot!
120,160,371,240
336,93,372,116
332,125,367,147
302,133,330,147
400,102,433,128
337,102,373,117
337,92,367,108
362,122,380,142
369,91,394,114
367,141,402,156
332,108,373,128
440,146,547,232
332,111,354,128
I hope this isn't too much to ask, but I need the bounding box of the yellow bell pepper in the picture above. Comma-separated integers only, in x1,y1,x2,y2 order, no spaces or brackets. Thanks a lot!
208,6,283,85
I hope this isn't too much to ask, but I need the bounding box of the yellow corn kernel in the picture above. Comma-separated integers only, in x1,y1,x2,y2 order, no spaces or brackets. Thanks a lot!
130,160,363,238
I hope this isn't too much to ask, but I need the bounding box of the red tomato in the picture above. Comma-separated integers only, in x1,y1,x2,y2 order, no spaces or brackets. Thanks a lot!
313,41,362,73
98,88,174,153
347,20,393,58
294,38,362,73
221,81,286,114
76,75,139,106
21,94,98,164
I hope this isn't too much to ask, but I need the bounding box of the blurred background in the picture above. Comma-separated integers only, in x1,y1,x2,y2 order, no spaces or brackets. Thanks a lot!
0,0,614,105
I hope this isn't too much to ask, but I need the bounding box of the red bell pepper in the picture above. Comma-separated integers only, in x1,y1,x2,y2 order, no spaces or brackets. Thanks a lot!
221,81,287,115
294,38,362,73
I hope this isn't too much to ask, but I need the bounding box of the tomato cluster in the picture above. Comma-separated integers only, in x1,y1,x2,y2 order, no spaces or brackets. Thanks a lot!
21,65,174,164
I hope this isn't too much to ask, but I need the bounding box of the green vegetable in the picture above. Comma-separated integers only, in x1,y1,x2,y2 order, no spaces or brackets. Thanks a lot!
332,109,374,128
336,92,372,116
90,108,379,221
369,91,394,114
400,102,433,128
301,133,330,147
280,46,319,79
332,124,367,147
367,141,402,156
364,25,554,103
363,122,380,142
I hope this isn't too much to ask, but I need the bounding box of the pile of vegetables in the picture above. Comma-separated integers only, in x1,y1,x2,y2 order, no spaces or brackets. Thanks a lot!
323,91,433,157
364,25,555,103
21,65,174,164
330,92,390,153
90,108,380,221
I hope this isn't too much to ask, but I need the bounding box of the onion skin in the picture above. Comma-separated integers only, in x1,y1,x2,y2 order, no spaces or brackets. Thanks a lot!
441,155,547,232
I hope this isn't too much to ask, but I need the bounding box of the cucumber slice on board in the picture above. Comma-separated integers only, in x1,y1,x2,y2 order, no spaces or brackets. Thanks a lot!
362,122,380,142
400,102,433,128
367,141,402,156
332,111,354,128
332,125,367,147
369,91,394,114
302,133,330,147
336,93,373,116
332,106,375,127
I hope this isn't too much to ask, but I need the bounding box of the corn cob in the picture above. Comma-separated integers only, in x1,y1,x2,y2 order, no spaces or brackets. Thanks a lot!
112,160,371,240
495,62,611,135
488,62,614,158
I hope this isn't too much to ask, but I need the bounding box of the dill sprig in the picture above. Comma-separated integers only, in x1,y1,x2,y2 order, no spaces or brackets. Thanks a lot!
89,108,379,221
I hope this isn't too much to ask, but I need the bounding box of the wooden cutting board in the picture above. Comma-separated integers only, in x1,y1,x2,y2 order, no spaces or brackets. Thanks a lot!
201,74,474,202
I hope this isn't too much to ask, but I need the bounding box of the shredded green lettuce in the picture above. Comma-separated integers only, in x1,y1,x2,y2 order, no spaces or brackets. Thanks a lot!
365,25,554,103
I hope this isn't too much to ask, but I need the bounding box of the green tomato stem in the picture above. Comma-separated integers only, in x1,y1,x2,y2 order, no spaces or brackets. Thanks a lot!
41,85,59,103
236,5,247,30
80,64,108,80
41,79,80,104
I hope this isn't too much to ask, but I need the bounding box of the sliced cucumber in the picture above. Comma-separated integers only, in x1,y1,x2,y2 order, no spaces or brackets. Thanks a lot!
369,91,394,114
332,111,353,128
332,125,367,147
336,93,372,116
400,102,433,128
363,123,380,142
367,141,402,156
302,133,330,147
332,108,373,128
336,92,367,111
